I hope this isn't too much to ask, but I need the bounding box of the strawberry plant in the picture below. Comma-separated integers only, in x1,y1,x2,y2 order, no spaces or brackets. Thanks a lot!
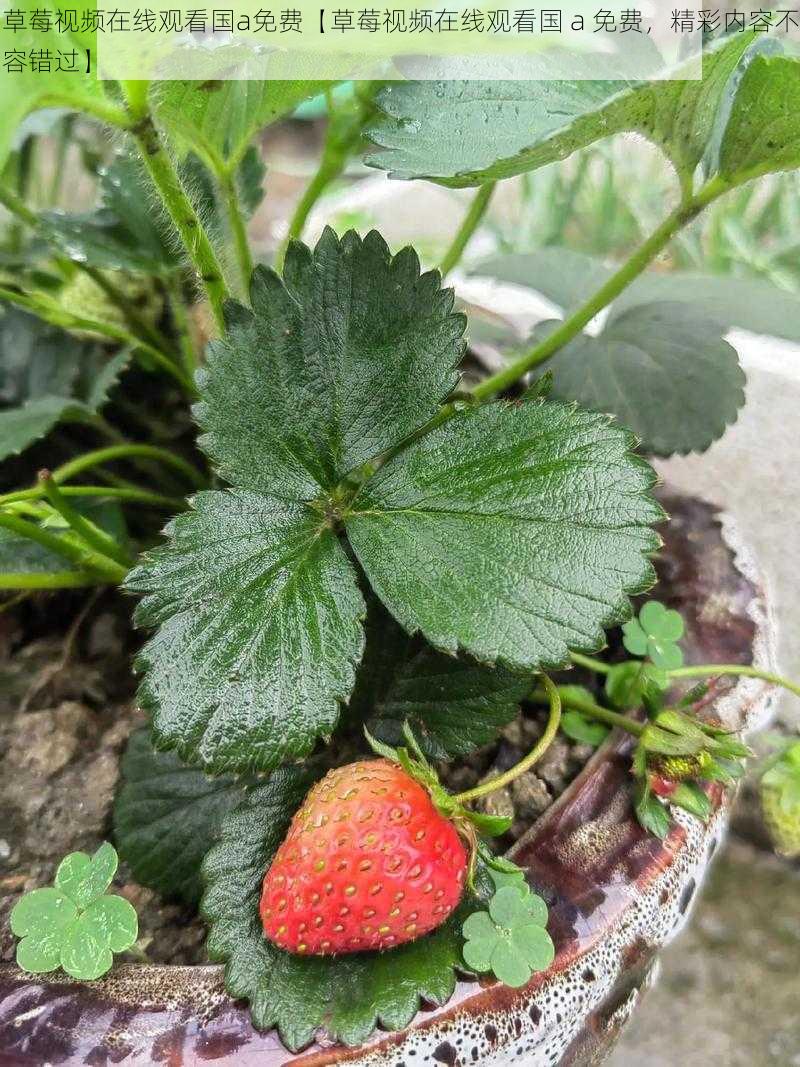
3,22,800,1054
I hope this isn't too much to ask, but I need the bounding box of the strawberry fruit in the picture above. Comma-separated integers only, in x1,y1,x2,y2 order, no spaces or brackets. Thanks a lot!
260,759,468,955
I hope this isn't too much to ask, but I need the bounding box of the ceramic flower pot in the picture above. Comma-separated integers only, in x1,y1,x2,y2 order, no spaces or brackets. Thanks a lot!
0,490,777,1067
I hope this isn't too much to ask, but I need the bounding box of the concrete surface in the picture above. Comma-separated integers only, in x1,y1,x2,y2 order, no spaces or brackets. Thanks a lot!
608,840,800,1067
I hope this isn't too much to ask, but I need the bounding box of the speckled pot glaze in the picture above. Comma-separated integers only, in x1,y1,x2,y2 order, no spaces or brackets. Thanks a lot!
0,491,778,1067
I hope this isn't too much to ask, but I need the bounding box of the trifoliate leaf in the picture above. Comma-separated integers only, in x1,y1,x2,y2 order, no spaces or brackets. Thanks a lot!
540,302,746,457
346,400,662,673
11,844,137,980
560,710,610,747
623,600,685,668
55,842,118,910
462,884,553,989
126,492,365,774
201,768,465,1051
113,729,248,905
196,228,464,498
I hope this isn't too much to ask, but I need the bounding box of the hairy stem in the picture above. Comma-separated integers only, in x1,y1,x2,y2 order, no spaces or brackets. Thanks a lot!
40,474,134,569
452,674,562,803
439,183,496,278
470,176,731,403
122,82,229,335
0,484,185,510
0,511,125,583
52,444,206,489
166,275,201,379
668,664,800,701
219,166,254,293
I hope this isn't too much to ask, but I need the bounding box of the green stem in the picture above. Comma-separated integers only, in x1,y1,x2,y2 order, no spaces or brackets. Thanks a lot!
219,166,254,293
438,183,496,278
569,651,611,674
166,276,200,379
52,444,205,490
668,664,800,701
0,571,102,590
0,285,194,395
0,182,38,228
122,83,229,335
0,511,125,582
533,685,645,738
40,474,133,569
276,165,335,274
0,484,185,510
453,674,562,803
470,176,731,403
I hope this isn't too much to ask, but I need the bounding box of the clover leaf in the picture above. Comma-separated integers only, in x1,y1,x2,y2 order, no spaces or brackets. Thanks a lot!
462,884,554,989
622,600,684,669
10,843,138,980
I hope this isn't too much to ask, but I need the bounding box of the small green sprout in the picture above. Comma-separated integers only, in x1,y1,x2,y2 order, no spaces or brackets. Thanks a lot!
605,660,669,713
10,842,138,980
463,883,554,988
622,600,685,670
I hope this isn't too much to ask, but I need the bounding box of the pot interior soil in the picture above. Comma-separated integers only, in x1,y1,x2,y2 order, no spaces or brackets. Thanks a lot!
0,594,595,970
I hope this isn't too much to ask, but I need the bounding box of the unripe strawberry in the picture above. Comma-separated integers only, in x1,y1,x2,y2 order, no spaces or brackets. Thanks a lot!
260,759,468,955
761,743,800,858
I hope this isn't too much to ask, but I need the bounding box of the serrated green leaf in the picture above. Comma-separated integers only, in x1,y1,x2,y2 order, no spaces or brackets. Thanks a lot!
55,842,118,909
41,154,177,273
367,35,757,186
719,55,800,183
0,308,80,406
541,302,745,457
346,400,661,673
202,768,464,1050
0,395,90,462
197,229,464,498
368,643,530,760
126,492,365,774
113,728,247,905
153,80,328,170
561,710,610,747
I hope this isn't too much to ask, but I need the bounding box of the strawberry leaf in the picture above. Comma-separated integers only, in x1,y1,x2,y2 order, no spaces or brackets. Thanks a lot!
126,493,365,774
197,228,464,498
113,729,248,905
202,768,465,1051
540,301,745,458
346,400,662,673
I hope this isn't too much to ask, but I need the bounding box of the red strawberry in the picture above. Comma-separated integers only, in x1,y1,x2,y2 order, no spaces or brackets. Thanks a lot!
260,759,468,955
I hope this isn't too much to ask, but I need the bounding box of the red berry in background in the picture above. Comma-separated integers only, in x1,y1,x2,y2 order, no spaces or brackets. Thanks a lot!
649,773,678,798
260,759,468,955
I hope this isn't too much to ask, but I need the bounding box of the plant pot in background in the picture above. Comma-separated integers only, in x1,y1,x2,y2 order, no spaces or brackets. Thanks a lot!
0,490,777,1067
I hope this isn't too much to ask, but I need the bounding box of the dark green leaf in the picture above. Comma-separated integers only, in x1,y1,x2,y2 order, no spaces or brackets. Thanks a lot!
634,782,671,839
719,55,800,183
346,400,662,673
0,308,81,406
0,395,90,463
126,491,365,774
41,154,177,273
541,302,745,457
344,595,416,726
368,643,530,759
202,769,465,1050
113,728,247,905
560,710,609,747
197,229,464,497
367,35,757,186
